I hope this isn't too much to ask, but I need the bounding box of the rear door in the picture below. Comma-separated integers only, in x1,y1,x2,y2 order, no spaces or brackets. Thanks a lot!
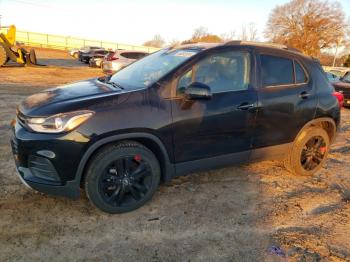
253,52,317,149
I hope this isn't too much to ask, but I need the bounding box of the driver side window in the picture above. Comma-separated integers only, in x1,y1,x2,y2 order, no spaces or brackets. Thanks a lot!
177,51,250,95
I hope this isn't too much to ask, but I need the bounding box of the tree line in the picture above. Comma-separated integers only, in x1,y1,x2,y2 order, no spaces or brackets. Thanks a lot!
143,0,350,67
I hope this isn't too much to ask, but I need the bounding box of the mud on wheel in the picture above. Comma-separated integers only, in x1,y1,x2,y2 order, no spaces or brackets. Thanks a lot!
284,127,330,176
84,141,161,214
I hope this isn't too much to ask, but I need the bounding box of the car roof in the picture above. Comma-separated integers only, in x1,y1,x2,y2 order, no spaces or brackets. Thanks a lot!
172,41,313,61
116,50,148,54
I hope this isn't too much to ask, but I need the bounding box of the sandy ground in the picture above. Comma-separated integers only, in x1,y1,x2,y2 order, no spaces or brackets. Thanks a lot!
0,48,349,262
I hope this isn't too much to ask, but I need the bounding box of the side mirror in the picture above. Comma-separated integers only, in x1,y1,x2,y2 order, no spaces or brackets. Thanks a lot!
184,82,212,100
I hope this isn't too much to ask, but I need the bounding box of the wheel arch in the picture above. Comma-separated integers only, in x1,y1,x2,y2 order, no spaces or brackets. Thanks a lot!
295,117,337,143
76,132,175,186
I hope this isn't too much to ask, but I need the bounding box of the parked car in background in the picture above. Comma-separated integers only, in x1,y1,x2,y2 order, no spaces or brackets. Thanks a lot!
80,49,109,64
78,46,103,60
89,51,114,68
102,50,148,74
326,72,341,83
69,46,101,59
11,41,340,214
333,71,350,107
323,66,350,78
89,57,104,68
69,48,79,58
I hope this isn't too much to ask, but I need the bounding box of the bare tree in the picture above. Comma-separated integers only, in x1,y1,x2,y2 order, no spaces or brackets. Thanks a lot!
182,27,223,44
143,34,165,48
241,23,258,41
265,0,348,57
169,39,181,46
192,27,209,40
220,31,236,42
221,24,258,43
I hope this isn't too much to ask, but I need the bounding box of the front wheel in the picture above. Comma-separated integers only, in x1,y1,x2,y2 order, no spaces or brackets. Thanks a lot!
284,127,330,176
84,142,160,214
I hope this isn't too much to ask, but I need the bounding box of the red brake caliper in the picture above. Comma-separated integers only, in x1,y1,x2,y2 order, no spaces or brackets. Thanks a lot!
134,154,142,162
319,147,327,154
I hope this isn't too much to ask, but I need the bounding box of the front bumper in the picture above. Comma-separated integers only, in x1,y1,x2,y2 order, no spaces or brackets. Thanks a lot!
10,120,87,199
14,166,80,198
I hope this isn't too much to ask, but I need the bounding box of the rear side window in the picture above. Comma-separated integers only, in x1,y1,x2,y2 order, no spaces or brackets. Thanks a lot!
295,61,307,83
136,53,148,59
120,52,132,59
120,52,144,59
95,50,107,55
261,55,294,87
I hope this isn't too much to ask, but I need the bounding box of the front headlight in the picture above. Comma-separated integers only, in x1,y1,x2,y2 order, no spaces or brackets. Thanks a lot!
27,110,94,133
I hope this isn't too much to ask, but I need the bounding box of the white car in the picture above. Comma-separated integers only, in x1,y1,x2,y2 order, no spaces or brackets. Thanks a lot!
102,50,148,74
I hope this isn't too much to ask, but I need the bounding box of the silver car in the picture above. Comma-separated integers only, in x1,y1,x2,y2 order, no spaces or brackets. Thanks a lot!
69,46,101,59
102,50,148,74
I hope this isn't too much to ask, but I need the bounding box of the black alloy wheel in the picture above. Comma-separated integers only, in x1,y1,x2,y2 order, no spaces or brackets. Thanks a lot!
98,155,152,207
85,142,160,213
300,136,327,171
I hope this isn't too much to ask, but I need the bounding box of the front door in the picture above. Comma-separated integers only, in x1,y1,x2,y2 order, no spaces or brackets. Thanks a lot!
170,49,258,163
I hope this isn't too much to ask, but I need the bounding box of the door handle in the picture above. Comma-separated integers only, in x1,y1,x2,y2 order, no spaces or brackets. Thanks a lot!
299,91,310,99
237,103,255,110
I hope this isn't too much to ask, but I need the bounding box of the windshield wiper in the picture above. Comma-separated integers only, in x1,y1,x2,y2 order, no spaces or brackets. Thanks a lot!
106,81,124,90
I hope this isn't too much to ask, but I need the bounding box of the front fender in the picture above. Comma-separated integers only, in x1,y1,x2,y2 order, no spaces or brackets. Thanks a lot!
75,132,175,186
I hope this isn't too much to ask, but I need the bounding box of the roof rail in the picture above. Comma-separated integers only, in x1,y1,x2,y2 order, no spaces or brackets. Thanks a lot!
225,40,302,53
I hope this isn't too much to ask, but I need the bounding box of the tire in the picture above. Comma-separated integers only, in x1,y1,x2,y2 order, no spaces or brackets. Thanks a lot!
29,49,37,65
284,127,330,176
0,44,8,66
84,141,161,214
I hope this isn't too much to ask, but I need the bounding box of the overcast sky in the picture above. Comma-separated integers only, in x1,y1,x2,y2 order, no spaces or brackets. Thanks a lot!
0,0,349,45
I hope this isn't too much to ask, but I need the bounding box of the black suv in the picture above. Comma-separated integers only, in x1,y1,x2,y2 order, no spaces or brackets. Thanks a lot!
11,42,340,213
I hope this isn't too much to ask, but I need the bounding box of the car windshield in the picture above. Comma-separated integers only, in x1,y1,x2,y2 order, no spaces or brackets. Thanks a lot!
110,48,200,89
342,72,350,83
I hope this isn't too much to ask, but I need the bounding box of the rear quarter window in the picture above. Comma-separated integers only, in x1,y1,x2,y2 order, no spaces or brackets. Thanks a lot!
261,55,294,87
120,52,137,59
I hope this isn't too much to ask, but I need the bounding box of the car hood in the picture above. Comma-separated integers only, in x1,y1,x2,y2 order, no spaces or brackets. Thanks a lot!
19,78,122,116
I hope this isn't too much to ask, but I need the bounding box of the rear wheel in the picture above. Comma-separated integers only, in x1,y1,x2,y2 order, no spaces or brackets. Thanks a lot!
0,44,8,66
29,49,37,65
284,127,330,176
84,141,160,214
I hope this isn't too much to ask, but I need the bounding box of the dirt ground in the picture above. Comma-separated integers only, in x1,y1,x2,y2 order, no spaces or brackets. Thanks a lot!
0,48,349,262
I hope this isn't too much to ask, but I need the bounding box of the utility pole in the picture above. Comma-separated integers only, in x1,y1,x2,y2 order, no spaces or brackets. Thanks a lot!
332,37,342,67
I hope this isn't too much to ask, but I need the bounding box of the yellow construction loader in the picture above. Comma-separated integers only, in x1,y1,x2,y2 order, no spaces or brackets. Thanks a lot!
0,25,37,66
